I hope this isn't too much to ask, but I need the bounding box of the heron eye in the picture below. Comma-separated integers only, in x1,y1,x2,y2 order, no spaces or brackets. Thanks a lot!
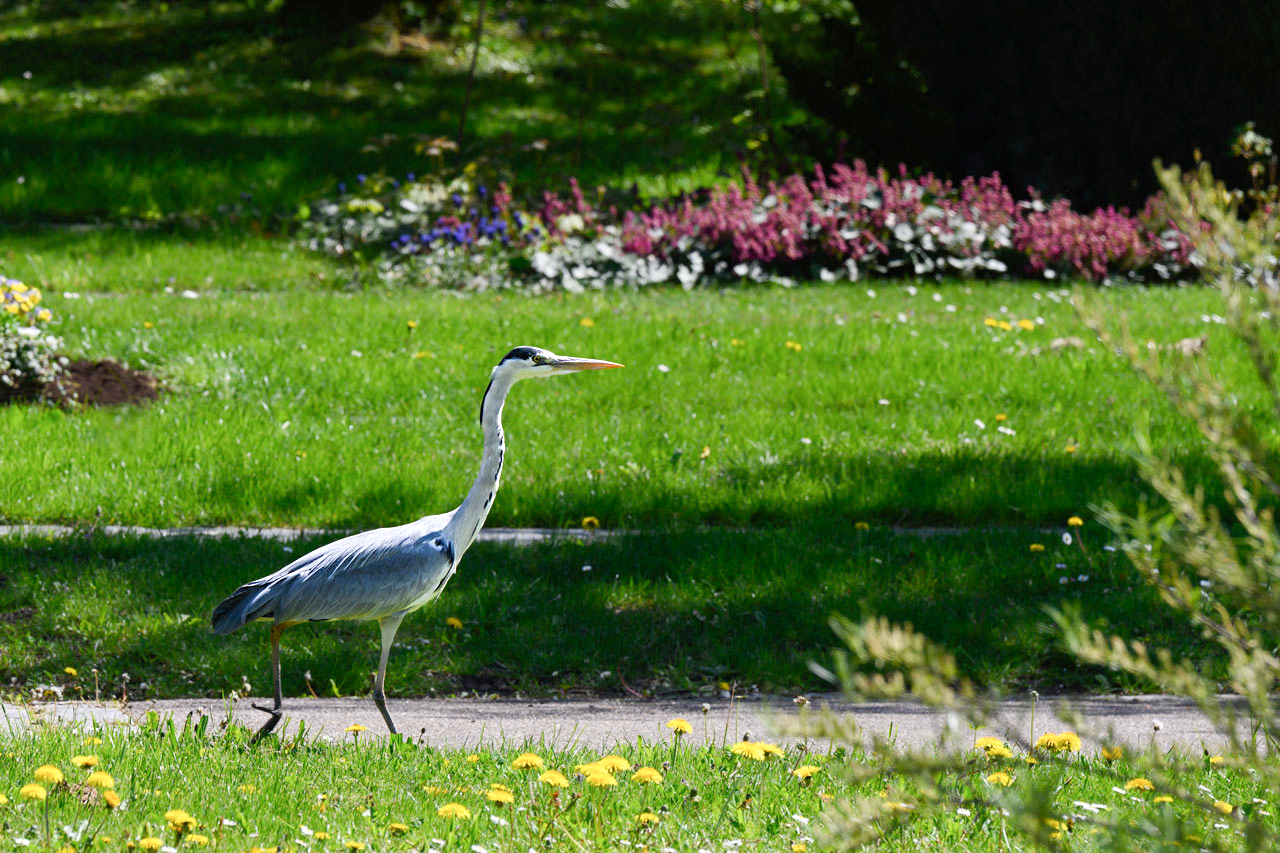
532,355,545,364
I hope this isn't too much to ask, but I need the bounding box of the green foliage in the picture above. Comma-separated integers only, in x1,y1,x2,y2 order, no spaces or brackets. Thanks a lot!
800,139,1280,850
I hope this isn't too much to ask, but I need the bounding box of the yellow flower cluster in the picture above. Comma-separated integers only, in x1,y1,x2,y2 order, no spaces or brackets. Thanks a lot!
1,278,52,324
1034,731,1082,753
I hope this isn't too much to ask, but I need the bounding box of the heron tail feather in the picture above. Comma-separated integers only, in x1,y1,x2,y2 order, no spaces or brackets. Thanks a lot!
210,580,274,634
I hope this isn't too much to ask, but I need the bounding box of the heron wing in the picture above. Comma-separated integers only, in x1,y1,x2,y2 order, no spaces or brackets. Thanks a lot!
231,515,457,625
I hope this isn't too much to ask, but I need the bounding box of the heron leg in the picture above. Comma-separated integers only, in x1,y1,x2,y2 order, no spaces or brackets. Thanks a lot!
373,613,406,735
250,623,286,742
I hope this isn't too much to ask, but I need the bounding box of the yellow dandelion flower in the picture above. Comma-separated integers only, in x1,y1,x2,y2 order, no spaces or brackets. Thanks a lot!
538,770,569,787
20,783,47,801
387,823,409,835
512,752,544,769
1213,800,1233,814
975,736,1004,751
1065,444,1077,453
0,794,7,805
252,846,278,853
574,761,603,774
597,755,632,773
166,808,197,827
71,755,99,768
997,320,1012,331
995,413,1008,422
186,835,210,847
636,812,660,824
103,791,121,809
466,754,480,763
445,617,463,629
1029,543,1045,552
756,742,784,757
486,788,514,803
489,783,511,792
785,340,803,351
666,718,692,734
984,317,998,327
344,724,367,733
793,765,821,779
731,741,766,761
64,667,78,677
315,832,331,840
1101,746,1123,762
86,771,113,789
239,784,256,793
422,785,446,794
139,838,163,851
1025,755,1038,766
586,770,617,787
437,802,472,819
730,338,744,346
1055,731,1082,751
34,765,63,784
1067,516,1084,527
985,745,1013,760
1154,795,1173,804
412,351,431,359
83,737,103,746
818,792,833,802
791,845,807,853
143,322,154,329
1018,319,1036,330
632,767,663,784
345,841,366,850
1124,778,1154,792
581,516,600,529
986,772,1013,787
579,317,595,328
407,320,419,329
1209,755,1225,766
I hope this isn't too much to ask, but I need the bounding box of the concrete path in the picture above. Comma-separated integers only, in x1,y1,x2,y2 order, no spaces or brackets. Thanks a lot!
3,694,1242,754
0,524,601,546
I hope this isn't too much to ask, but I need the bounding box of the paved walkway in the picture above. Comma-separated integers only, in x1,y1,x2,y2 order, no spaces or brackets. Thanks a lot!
2,694,1241,753
0,524,599,545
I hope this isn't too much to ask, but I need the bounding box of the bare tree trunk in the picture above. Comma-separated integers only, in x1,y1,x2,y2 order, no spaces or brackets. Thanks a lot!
458,0,489,145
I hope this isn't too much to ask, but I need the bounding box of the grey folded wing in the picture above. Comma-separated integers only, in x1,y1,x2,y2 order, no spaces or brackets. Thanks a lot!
235,528,455,627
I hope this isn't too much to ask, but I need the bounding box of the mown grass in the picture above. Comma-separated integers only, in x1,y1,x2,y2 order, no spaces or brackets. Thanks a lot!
0,526,1210,699
0,0,767,222
0,721,1272,851
0,282,1257,529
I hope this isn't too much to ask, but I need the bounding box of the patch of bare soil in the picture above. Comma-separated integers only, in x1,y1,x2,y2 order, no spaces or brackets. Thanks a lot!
1,359,158,407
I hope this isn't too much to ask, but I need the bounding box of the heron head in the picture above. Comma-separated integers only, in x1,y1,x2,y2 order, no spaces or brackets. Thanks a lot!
495,346,623,380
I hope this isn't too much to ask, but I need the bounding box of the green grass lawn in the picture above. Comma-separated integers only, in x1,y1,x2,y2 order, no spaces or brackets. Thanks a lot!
0,282,1254,529
0,526,1211,699
0,0,768,223
0,722,1270,851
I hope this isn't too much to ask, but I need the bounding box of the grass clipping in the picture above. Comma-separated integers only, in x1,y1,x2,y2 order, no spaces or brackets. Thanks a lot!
794,136,1280,851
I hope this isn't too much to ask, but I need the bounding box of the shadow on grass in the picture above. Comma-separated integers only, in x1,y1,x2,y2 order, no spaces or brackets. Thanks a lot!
1,0,758,221
0,526,1205,702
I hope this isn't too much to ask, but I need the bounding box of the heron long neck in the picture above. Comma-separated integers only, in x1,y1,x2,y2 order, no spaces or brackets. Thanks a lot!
444,370,513,558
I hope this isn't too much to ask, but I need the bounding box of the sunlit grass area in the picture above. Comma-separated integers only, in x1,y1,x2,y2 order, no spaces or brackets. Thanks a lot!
0,0,767,222
0,721,1271,850
0,281,1253,529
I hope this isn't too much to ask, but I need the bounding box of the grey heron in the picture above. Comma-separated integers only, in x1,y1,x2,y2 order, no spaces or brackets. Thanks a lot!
211,346,622,738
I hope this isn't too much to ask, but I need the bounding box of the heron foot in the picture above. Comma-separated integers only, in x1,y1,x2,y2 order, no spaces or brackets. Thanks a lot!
373,693,398,735
249,700,283,743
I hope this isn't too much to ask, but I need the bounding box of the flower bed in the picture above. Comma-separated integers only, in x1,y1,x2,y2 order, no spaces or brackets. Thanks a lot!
1,276,66,399
296,162,1199,290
